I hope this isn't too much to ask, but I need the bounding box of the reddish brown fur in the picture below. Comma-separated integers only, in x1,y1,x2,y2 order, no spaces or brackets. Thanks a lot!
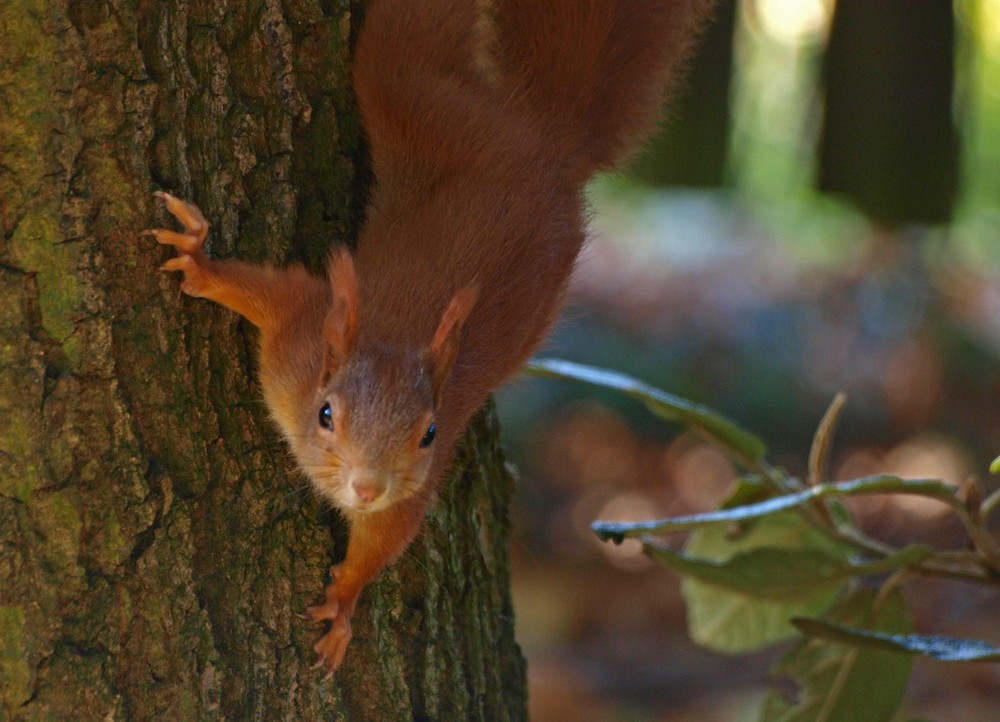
145,0,713,672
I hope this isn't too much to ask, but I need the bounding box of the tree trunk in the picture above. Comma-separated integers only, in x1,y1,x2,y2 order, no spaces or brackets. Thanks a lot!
626,0,735,188
0,1,527,719
819,0,959,226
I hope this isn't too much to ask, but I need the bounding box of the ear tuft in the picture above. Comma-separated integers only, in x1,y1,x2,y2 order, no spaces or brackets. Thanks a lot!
323,247,359,380
428,285,479,401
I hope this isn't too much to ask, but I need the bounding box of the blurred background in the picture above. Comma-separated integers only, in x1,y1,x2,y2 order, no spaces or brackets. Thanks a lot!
494,0,1000,719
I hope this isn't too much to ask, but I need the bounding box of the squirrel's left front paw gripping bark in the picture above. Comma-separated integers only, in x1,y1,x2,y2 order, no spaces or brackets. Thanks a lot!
143,191,288,328
142,191,216,298
305,566,359,674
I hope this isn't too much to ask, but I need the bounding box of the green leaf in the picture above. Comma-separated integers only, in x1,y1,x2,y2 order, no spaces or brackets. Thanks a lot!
723,475,772,507
644,543,933,600
525,358,767,461
759,588,914,722
680,496,856,653
990,455,1000,475
646,546,855,599
792,620,1000,662
593,475,956,543
827,499,854,527
852,544,935,574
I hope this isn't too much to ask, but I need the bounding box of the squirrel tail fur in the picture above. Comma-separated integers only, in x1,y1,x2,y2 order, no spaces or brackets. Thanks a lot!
490,0,713,177
353,0,713,182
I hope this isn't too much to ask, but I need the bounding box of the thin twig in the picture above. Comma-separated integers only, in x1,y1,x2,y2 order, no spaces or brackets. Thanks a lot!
982,487,1000,522
809,392,848,486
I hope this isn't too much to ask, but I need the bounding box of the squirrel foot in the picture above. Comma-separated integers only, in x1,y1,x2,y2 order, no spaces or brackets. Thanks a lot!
305,601,354,675
157,253,216,297
149,191,209,245
305,565,356,674
143,192,214,297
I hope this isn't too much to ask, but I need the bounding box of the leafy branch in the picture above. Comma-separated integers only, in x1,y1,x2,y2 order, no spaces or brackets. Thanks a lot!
525,358,1000,721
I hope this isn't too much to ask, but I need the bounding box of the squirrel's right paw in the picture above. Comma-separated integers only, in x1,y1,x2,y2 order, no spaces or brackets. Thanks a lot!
155,253,215,298
305,600,354,676
143,191,208,253
143,192,214,297
148,191,209,246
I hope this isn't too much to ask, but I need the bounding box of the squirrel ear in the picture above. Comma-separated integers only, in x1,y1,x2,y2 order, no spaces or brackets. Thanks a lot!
323,247,359,379
427,285,479,401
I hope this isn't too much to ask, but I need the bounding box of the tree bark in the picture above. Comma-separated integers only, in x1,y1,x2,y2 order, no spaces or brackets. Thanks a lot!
0,1,527,719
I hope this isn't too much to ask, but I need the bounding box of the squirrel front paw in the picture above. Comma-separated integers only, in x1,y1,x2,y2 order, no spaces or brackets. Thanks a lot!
305,600,354,675
142,192,215,297
156,253,214,298
305,564,359,674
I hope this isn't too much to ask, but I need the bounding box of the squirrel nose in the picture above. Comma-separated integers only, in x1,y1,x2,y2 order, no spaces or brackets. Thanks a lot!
352,480,385,504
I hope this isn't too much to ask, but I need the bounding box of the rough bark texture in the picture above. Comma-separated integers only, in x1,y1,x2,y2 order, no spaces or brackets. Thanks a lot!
0,1,527,719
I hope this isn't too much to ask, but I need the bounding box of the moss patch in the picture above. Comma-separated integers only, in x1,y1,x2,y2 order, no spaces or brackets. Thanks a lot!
0,0,85,365
0,272,46,502
0,413,45,502
8,215,83,347
0,606,33,709
29,491,83,582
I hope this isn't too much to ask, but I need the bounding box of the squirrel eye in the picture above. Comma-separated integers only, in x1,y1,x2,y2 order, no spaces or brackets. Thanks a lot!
319,401,334,430
419,422,436,448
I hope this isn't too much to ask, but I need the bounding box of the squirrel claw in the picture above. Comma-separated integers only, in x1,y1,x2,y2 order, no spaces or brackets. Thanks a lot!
152,191,209,242
311,613,353,674
304,601,339,626
305,597,353,673
309,655,338,682
143,193,216,298
143,228,202,254
160,255,193,273
157,254,212,297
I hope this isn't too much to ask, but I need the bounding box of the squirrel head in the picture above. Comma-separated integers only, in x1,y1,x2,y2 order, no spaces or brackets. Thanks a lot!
295,248,478,513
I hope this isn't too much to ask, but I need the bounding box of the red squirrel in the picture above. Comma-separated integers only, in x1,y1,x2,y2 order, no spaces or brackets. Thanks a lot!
143,0,713,673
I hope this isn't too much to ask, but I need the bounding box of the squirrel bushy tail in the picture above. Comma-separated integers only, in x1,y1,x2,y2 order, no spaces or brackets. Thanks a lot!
354,0,712,182
352,0,494,179
491,0,713,178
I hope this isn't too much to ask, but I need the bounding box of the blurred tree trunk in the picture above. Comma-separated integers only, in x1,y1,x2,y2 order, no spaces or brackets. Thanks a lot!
819,0,959,226
627,0,735,187
0,1,526,720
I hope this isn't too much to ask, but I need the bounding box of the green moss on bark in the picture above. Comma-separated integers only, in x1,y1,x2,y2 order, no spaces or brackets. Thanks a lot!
0,607,31,710
8,216,83,353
